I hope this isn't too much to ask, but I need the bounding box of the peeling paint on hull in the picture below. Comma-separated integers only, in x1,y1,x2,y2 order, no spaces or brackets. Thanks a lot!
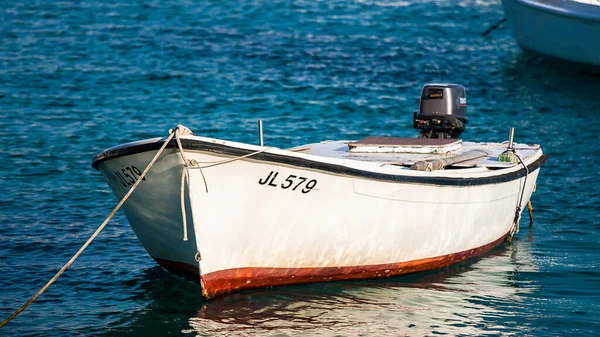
153,233,508,299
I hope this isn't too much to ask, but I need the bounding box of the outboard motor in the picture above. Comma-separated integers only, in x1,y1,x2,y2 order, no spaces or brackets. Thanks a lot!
414,84,469,139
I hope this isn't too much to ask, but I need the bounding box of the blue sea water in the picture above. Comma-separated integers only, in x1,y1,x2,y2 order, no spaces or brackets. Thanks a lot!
1,0,599,336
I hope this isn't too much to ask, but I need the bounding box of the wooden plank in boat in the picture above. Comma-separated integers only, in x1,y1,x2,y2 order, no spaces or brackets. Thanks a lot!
348,136,462,154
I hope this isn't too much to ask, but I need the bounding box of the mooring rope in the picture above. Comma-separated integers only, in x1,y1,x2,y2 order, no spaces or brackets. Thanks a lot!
0,128,178,329
1,125,275,327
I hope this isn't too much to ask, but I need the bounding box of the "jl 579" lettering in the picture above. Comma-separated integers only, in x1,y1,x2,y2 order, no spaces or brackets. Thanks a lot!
258,171,318,194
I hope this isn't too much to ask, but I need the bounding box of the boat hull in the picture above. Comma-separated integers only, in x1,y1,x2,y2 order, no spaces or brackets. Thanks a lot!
502,0,600,67
95,137,544,299
196,234,510,298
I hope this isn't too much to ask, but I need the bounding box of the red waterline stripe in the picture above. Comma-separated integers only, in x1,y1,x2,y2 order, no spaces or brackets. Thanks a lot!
153,233,509,300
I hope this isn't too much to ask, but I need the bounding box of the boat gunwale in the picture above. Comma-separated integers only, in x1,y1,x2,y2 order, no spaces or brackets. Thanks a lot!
92,136,547,187
506,0,600,22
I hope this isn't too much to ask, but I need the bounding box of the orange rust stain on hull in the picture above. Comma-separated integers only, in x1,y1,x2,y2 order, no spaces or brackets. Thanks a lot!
153,233,509,300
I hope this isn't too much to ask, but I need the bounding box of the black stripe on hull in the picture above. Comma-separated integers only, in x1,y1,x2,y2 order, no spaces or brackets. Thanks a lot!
92,138,548,186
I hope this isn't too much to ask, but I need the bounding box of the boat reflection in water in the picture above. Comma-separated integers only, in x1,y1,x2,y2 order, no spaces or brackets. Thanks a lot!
186,237,539,336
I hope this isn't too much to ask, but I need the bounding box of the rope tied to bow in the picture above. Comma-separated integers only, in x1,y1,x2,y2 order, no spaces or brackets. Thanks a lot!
1,125,275,327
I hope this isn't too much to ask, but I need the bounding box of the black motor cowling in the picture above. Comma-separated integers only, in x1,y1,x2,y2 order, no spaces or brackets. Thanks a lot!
413,84,469,139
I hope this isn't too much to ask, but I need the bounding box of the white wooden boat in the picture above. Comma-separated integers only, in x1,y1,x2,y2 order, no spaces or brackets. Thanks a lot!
502,0,600,67
92,84,547,299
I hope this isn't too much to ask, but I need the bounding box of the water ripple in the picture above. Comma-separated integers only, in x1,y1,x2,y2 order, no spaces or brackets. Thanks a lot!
1,0,599,336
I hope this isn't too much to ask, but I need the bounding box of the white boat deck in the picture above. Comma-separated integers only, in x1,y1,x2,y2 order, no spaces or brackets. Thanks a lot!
288,139,541,169
569,0,600,7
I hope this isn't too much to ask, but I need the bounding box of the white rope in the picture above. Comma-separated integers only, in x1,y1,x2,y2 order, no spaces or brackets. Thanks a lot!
172,125,195,242
193,147,273,169
180,166,189,241
0,129,176,329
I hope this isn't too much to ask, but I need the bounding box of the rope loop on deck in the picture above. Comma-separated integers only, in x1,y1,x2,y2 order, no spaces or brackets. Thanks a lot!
0,129,177,329
171,125,272,241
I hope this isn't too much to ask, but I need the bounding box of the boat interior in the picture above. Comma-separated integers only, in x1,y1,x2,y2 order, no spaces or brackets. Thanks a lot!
288,138,541,170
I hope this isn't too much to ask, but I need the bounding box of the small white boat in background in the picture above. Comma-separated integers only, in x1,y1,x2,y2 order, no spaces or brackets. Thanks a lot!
92,84,547,299
502,0,600,67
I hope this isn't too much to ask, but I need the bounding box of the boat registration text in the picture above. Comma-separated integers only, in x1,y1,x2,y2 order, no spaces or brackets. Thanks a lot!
258,171,318,194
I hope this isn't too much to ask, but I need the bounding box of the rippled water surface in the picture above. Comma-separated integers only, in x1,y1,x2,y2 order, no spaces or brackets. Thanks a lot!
1,1,599,336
